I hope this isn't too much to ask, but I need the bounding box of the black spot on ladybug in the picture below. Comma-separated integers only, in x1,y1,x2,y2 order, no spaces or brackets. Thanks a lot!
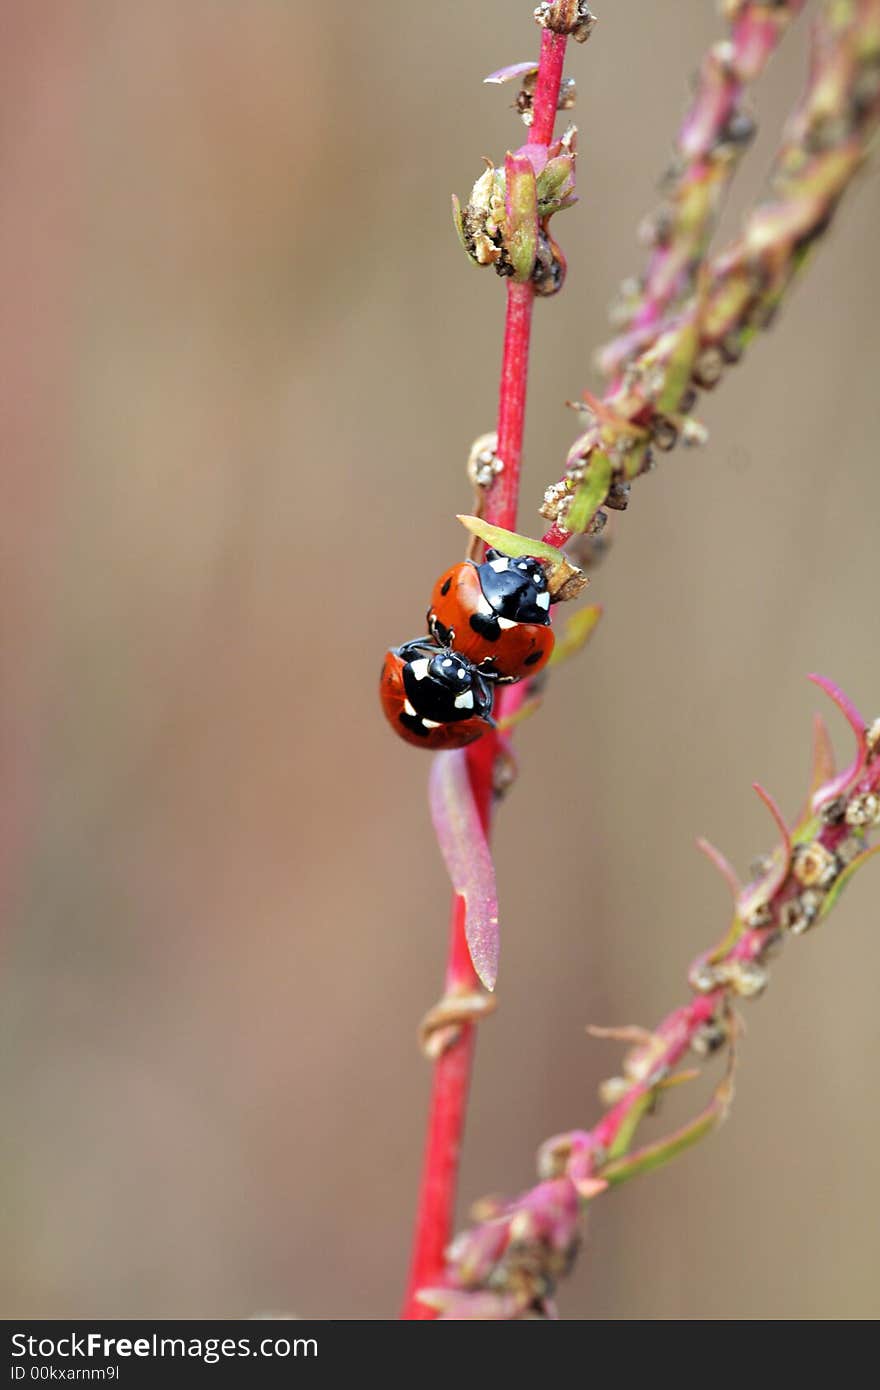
524,650,543,667
440,577,452,596
400,711,430,738
469,610,501,642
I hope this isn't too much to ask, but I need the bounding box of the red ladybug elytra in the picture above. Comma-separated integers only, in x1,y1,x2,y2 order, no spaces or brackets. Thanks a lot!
427,548,554,681
380,640,495,750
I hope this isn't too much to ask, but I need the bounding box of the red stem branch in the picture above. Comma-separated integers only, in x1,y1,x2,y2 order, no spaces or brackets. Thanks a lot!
401,26,568,1321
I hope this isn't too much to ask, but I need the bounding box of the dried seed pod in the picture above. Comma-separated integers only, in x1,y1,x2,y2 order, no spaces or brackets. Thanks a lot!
692,345,725,389
799,889,825,921
534,0,597,43
780,896,817,937
598,1075,629,1107
467,432,502,490
866,717,880,760
532,230,567,296
651,417,678,451
820,795,848,826
745,902,773,930
836,835,864,867
681,416,709,447
539,479,572,521
689,962,718,994
723,959,768,999
792,841,839,889
845,791,880,828
691,1017,728,1056
557,76,578,111
455,166,507,269
512,67,539,123
604,480,631,511
719,109,757,149
536,1132,577,1180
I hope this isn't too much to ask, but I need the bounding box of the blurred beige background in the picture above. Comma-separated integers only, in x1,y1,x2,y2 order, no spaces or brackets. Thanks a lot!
0,1,877,1320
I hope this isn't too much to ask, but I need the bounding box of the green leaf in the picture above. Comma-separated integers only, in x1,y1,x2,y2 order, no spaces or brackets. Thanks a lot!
601,1075,733,1186
456,516,588,600
505,153,538,283
456,515,568,567
605,1092,653,1162
536,154,576,216
652,321,700,415
566,451,612,533
819,839,880,921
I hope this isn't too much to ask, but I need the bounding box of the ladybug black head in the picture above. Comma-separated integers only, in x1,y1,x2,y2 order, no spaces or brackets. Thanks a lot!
478,551,551,625
396,641,494,734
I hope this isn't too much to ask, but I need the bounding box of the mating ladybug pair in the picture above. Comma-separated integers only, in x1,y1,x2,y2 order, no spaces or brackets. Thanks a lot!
380,549,556,749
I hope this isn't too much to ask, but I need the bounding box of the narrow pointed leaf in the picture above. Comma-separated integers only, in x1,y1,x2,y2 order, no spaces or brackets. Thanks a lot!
456,515,566,567
483,61,537,86
566,451,612,533
601,1075,733,1187
696,836,741,904
456,516,588,600
739,782,792,916
429,748,500,991
606,1092,653,1161
808,674,868,808
794,713,836,835
819,841,880,921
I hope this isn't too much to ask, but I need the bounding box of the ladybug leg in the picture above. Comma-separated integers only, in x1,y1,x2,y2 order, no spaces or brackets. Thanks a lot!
427,611,455,646
477,662,518,685
397,637,441,660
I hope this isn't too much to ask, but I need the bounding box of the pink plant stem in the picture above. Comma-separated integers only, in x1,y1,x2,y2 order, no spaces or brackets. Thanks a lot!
530,30,568,147
490,281,535,532
400,28,569,1321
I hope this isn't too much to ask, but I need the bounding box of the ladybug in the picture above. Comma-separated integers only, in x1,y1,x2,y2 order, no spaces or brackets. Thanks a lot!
379,639,495,750
427,548,554,680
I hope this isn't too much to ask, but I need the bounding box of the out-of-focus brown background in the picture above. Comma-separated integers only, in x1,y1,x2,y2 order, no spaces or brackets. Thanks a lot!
1,1,877,1320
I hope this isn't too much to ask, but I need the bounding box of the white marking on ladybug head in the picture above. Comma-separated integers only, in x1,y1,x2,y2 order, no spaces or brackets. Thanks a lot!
422,718,441,729
497,616,516,630
475,593,493,616
442,657,453,667
404,699,417,717
536,591,550,610
454,690,475,711
489,557,509,573
457,668,467,679
409,658,430,680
